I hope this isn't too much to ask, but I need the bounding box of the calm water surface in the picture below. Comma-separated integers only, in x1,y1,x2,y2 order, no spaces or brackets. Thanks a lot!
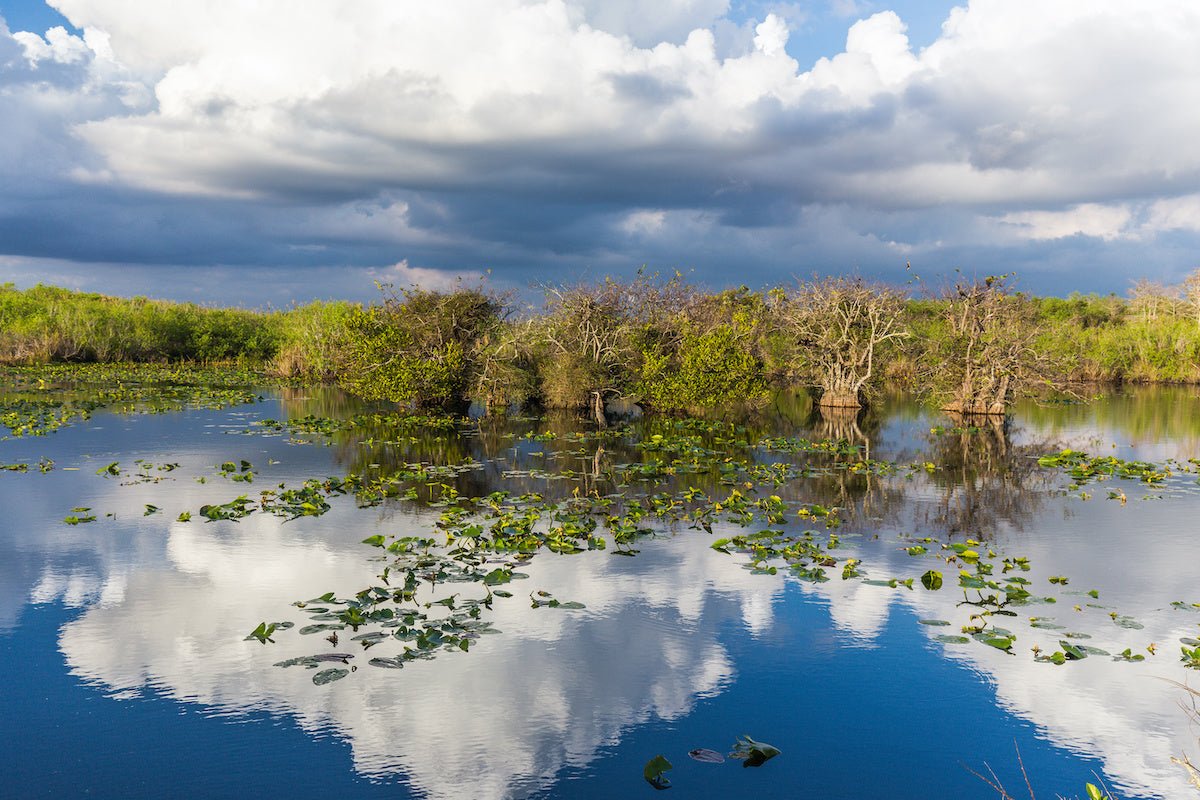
3,383,1200,799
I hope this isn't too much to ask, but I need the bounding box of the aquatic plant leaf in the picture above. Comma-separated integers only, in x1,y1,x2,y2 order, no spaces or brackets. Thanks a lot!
273,656,320,668
369,657,405,669
643,755,673,789
1060,641,1087,660
245,622,277,644
313,667,349,685
687,749,725,764
935,635,970,644
729,735,780,767
482,568,512,586
1030,620,1065,630
920,570,943,590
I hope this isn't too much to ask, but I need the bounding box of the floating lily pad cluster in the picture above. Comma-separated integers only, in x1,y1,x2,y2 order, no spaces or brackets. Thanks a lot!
8,366,1198,681
0,364,263,438
643,735,781,790
217,416,1200,679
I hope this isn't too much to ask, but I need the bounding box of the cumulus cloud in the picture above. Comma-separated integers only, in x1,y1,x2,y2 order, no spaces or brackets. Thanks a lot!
1143,193,1200,234
1000,203,1133,242
1,0,1199,301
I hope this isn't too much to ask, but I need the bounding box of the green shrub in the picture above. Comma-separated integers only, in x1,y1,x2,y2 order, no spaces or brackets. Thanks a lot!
336,288,504,409
638,324,768,412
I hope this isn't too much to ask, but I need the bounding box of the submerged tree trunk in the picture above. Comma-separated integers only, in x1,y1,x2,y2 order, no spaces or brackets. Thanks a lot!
816,405,867,451
942,369,1011,415
817,372,865,409
941,397,1008,416
817,388,862,409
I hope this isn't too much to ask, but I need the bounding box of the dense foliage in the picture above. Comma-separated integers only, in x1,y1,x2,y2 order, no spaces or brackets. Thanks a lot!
7,272,1200,413
336,288,504,410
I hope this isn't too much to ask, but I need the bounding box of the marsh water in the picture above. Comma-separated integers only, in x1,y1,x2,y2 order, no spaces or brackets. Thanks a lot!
3,375,1200,799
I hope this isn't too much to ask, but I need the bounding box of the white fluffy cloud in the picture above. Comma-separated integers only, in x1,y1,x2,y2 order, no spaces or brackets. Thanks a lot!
32,0,1193,205
1000,203,1133,242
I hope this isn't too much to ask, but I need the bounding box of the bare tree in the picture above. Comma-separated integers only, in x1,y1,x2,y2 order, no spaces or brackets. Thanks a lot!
785,276,908,409
1181,268,1200,329
1130,278,1176,322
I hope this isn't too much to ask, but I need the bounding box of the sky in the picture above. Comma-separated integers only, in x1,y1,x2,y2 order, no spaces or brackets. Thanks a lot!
1,0,1199,307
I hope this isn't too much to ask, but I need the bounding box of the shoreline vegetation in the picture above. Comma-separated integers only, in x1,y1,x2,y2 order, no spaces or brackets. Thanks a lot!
4,273,1200,416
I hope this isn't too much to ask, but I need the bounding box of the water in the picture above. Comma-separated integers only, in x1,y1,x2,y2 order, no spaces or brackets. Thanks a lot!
3,381,1200,799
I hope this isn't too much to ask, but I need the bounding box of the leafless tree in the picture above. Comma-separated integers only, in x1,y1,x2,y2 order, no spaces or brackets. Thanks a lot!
784,276,908,409
1181,269,1200,329
1130,278,1177,322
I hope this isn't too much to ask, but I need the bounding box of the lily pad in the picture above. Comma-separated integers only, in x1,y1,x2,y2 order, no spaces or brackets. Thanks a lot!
729,735,780,767
935,634,971,644
313,667,349,685
643,754,673,789
687,748,725,764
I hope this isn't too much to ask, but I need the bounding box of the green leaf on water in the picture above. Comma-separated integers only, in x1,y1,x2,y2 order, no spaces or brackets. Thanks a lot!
920,570,943,590
1060,641,1087,660
729,735,780,767
313,667,349,685
935,635,971,644
361,534,386,547
245,622,277,644
981,636,1015,651
482,568,512,586
643,754,673,789
369,657,405,669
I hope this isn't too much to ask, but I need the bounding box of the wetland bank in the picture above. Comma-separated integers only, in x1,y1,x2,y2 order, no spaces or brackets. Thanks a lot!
4,279,1200,799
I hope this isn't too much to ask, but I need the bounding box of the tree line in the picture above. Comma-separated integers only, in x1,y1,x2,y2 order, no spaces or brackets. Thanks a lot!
5,272,1200,416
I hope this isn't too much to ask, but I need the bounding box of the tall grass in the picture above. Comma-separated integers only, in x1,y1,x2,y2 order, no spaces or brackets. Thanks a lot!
0,283,281,364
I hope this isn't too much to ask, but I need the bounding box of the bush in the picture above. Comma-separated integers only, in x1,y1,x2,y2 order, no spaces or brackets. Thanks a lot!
638,323,768,412
336,288,504,409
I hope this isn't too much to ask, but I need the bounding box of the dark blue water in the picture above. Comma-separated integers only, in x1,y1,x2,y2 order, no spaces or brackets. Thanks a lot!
3,385,1198,799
